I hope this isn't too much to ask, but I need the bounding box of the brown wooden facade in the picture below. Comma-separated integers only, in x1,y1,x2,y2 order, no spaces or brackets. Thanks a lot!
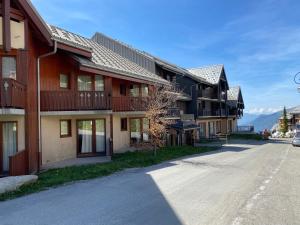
0,0,244,176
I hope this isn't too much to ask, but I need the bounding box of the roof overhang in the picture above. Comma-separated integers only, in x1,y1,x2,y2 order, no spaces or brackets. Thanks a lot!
17,0,53,46
183,73,212,86
155,60,186,75
79,64,169,85
57,42,92,58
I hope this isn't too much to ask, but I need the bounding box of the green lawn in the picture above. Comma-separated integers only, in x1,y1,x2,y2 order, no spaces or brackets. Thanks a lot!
0,146,216,202
229,133,263,141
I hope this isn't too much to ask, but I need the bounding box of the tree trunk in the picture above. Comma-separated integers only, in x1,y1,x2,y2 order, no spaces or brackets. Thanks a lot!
154,144,157,156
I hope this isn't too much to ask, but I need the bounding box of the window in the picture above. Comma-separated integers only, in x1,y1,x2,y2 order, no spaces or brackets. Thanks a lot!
198,123,206,138
95,75,104,91
130,84,139,97
208,122,215,136
78,75,92,91
142,118,150,142
60,120,71,138
216,121,221,133
130,118,150,144
120,84,127,96
2,57,16,80
166,75,171,81
60,74,69,89
77,119,106,155
130,118,141,144
228,120,233,132
121,118,128,131
141,84,149,97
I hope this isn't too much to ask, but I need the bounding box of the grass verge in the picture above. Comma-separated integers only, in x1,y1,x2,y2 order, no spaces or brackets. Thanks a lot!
229,133,263,141
0,146,216,202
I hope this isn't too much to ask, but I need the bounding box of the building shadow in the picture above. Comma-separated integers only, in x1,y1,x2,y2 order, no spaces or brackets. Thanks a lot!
0,165,184,225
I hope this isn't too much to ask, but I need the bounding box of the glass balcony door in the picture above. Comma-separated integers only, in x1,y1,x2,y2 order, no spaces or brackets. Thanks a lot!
1,122,17,173
77,119,106,156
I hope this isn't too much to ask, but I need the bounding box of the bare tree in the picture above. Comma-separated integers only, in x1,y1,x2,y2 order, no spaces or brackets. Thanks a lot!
145,83,179,155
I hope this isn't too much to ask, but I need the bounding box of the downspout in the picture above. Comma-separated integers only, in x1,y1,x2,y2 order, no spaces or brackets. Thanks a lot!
37,40,57,172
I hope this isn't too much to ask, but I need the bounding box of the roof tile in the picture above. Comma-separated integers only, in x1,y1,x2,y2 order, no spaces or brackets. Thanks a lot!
48,25,169,84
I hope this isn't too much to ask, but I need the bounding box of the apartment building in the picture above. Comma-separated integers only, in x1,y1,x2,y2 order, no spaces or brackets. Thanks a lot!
0,0,244,176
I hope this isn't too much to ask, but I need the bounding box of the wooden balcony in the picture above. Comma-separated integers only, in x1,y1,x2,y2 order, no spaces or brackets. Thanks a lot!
199,110,220,117
0,78,26,109
199,88,218,99
166,107,181,118
112,97,148,112
41,91,111,111
198,109,227,117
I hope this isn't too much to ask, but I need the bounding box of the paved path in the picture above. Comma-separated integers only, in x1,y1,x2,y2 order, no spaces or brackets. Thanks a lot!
1,140,299,225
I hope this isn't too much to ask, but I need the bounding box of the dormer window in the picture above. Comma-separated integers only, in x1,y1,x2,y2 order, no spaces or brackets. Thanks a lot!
2,57,16,80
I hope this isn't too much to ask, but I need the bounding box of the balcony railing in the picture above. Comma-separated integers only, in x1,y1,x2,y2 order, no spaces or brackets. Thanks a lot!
166,107,181,118
0,78,26,109
198,109,227,117
198,110,220,117
41,91,111,111
220,109,227,116
112,97,148,112
199,89,218,99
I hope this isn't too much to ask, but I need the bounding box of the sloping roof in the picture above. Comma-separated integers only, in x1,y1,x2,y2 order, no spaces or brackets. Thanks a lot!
187,65,224,85
227,86,240,107
92,32,156,73
92,32,191,76
288,106,300,115
48,25,92,52
48,25,169,84
228,86,240,101
279,114,293,120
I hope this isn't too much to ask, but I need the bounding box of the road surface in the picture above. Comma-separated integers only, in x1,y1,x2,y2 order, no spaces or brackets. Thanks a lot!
0,140,299,225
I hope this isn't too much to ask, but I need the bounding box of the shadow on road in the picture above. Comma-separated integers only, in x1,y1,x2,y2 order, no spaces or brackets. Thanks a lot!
0,165,184,225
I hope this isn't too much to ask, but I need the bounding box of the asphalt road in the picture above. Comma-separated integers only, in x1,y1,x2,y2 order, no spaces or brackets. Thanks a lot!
0,140,299,225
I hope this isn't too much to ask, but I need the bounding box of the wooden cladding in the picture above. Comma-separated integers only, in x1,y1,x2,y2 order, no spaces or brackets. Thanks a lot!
0,78,26,108
41,91,111,111
112,97,148,112
9,149,28,176
2,0,11,52
40,90,149,112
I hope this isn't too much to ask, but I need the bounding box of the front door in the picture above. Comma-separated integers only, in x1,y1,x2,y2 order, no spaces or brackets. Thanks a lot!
77,119,106,156
0,122,17,174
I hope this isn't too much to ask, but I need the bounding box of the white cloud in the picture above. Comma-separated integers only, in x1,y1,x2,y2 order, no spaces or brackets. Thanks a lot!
245,107,283,115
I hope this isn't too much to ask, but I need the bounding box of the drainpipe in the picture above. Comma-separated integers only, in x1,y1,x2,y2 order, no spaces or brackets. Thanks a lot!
37,41,57,172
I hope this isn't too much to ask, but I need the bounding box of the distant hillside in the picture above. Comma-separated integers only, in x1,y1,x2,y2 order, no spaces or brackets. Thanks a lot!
239,113,259,126
250,111,282,132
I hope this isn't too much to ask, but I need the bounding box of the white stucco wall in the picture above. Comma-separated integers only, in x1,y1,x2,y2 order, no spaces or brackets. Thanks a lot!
112,115,131,153
112,114,145,153
41,115,111,165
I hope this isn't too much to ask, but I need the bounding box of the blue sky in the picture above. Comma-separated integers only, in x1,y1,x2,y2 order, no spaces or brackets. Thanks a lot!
32,0,300,114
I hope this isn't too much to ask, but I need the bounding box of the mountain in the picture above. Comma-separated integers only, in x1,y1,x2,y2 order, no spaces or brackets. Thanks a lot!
250,111,282,132
238,113,259,126
239,112,280,132
239,106,300,132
